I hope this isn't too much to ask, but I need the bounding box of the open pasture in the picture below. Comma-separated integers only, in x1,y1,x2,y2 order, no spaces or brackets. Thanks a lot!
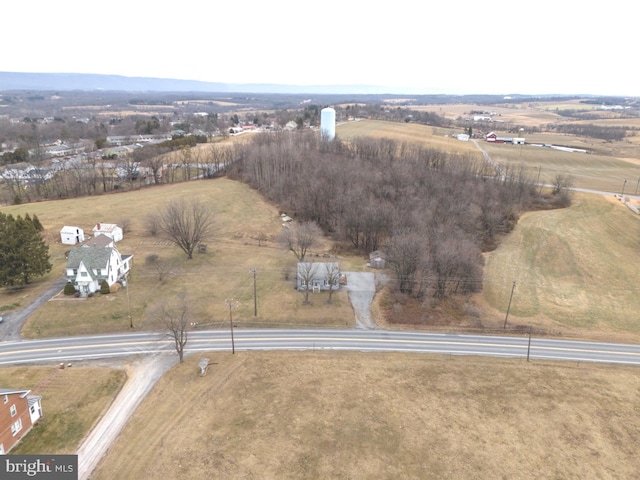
337,120,481,155
92,351,640,480
482,193,640,340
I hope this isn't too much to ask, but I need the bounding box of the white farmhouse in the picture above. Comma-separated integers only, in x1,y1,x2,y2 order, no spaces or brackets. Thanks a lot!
65,245,132,295
60,226,85,245
92,223,123,242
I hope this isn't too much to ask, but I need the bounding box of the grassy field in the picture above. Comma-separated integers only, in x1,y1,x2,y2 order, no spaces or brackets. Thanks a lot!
0,365,126,454
337,120,481,155
482,193,640,340
0,179,358,338
91,351,640,479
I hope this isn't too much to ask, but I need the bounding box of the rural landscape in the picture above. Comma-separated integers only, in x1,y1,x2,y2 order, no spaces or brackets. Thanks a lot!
1,84,640,478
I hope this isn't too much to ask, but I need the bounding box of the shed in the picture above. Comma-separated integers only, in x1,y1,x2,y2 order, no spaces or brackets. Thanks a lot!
60,226,85,245
92,223,123,242
369,250,386,269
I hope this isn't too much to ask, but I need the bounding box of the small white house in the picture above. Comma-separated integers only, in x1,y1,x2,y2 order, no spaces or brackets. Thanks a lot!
92,223,123,242
60,226,85,245
297,262,340,291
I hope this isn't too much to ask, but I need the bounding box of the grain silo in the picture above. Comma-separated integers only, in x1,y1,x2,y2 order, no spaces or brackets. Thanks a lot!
320,107,336,141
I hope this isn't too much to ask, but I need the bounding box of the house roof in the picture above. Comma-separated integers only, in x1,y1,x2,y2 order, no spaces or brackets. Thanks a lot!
83,234,113,248
67,246,114,270
0,388,30,398
93,223,120,233
60,225,82,233
297,262,339,281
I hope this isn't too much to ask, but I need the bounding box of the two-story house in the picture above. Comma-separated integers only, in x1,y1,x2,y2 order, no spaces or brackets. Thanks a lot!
0,388,43,454
65,244,132,295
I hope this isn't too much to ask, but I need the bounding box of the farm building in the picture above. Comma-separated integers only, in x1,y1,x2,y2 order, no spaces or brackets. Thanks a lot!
92,223,123,242
486,132,525,144
0,388,43,454
60,225,85,245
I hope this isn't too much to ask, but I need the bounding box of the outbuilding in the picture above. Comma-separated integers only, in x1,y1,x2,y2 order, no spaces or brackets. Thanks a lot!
60,226,85,245
92,223,123,242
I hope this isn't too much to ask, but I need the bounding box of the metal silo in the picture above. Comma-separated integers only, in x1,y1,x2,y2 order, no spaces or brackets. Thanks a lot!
320,107,336,141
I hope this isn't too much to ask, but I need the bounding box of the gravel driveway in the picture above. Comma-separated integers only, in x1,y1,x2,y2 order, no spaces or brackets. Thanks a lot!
76,353,178,480
344,271,379,329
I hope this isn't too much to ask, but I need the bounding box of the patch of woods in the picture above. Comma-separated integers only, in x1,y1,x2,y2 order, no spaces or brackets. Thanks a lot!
228,131,569,303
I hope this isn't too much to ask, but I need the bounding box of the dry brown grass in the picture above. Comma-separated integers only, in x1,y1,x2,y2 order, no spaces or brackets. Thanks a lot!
482,193,640,341
337,120,481,155
0,178,358,338
0,365,126,454
92,351,640,480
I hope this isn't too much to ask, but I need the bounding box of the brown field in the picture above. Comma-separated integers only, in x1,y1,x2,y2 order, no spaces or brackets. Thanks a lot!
338,120,481,155
482,193,640,341
0,179,358,338
0,365,126,454
92,352,640,480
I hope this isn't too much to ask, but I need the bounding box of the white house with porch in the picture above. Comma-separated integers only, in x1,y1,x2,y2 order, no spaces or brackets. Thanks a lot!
296,262,340,291
65,245,132,295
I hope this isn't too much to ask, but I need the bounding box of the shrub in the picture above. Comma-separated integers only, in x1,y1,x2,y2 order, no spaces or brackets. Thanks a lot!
100,280,110,295
64,282,76,295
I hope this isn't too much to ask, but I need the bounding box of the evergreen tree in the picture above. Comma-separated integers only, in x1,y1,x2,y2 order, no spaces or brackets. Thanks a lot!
0,213,52,286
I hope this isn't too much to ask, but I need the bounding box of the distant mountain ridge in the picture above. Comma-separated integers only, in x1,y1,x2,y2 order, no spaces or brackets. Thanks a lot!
0,72,438,95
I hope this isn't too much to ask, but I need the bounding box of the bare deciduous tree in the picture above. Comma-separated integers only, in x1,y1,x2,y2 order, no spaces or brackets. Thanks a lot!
385,229,425,295
157,197,215,259
324,262,341,304
145,254,173,283
160,293,191,363
297,262,318,304
278,221,322,261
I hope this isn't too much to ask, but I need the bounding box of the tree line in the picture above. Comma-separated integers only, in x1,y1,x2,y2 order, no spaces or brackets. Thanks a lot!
228,131,553,300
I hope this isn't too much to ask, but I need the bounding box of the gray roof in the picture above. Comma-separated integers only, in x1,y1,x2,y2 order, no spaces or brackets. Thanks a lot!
83,234,113,248
0,388,30,398
67,246,113,270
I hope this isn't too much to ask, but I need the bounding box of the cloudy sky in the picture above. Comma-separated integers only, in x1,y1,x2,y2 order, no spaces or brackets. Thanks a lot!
3,0,637,96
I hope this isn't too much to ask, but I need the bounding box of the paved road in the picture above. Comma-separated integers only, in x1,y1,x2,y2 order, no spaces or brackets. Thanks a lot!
3,329,640,366
0,278,67,342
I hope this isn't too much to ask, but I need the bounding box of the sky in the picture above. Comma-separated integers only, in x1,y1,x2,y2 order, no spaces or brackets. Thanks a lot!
3,0,638,96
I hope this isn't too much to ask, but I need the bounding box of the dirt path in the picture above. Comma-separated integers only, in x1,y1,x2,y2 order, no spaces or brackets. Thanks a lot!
76,353,178,480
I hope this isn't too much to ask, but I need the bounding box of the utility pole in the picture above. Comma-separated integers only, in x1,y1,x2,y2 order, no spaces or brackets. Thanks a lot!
251,267,257,317
503,281,516,329
621,179,627,197
125,274,132,328
635,176,640,195
224,299,238,354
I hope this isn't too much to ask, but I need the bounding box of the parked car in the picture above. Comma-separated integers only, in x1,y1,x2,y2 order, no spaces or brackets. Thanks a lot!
0,316,3,324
